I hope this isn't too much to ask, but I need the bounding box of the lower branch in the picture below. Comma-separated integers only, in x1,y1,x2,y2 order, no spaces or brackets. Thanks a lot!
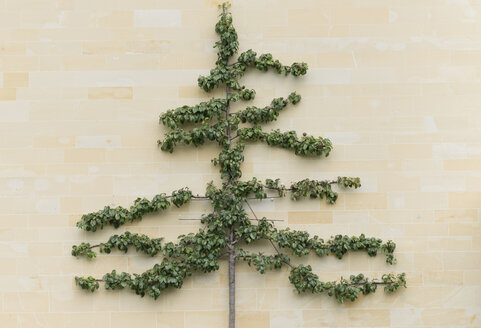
236,251,406,304
289,265,406,303
72,231,163,259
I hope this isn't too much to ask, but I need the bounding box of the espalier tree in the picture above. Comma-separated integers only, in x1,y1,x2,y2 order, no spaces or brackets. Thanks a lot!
73,3,406,327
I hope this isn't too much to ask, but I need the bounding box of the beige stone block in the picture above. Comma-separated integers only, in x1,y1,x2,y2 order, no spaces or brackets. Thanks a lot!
264,25,337,38
237,311,270,328
269,310,302,328
389,144,432,159
182,53,218,69
26,41,81,56
444,252,481,270
449,222,481,236
160,289,214,311
134,9,181,27
64,149,106,163
347,309,390,327
332,8,389,24
0,258,17,274
126,40,171,54
8,29,40,42
278,288,323,311
428,237,471,251
0,314,18,328
111,312,156,328
64,313,110,328
82,41,126,55
134,86,179,100
444,159,481,171
4,292,49,312
60,197,82,213
316,52,354,68
107,54,178,70
3,72,28,87
378,173,420,192
344,145,389,161
421,308,470,326
449,192,481,208
157,311,184,328
95,11,133,28
288,9,330,25
106,148,157,163
88,87,133,100
46,164,88,175
257,288,279,310
0,42,26,55
185,311,227,328
413,252,444,271
388,192,449,210
192,271,221,288
424,271,463,285
0,214,28,228
62,55,106,71
356,51,405,68
390,308,423,327
28,242,63,256
464,270,481,285
303,309,348,327
57,0,74,10
444,286,481,309
288,211,332,224
0,55,38,71
0,88,17,101
39,55,62,70
344,193,387,210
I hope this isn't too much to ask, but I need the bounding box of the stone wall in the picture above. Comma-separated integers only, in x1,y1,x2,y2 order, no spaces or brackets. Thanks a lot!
1,0,480,327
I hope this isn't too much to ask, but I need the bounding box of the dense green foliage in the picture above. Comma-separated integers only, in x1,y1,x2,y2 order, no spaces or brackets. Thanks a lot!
73,2,406,307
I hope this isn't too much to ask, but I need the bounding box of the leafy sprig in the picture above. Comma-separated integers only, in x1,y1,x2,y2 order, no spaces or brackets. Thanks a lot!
72,232,163,259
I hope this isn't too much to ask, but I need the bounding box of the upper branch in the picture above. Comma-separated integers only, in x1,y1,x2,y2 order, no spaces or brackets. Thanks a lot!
221,176,360,204
236,126,333,157
233,92,301,125
159,98,227,130
237,49,308,76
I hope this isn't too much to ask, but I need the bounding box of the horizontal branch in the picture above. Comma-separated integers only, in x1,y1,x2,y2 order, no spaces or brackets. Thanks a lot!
231,177,361,204
233,92,301,125
236,127,333,157
159,98,227,129
236,217,396,264
76,188,195,232
289,266,406,303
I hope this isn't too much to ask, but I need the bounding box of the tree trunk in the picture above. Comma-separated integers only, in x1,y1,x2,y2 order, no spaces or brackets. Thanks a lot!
228,229,236,328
